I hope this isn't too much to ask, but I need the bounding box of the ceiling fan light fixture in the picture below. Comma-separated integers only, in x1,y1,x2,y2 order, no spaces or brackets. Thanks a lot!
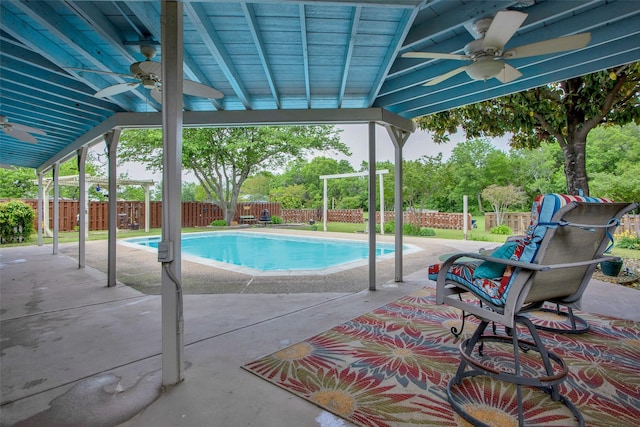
141,78,156,89
465,60,504,81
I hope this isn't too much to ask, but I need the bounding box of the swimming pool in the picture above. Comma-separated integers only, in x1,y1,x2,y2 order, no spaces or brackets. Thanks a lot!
122,231,421,276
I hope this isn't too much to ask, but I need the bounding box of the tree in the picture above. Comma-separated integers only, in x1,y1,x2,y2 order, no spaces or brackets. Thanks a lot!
275,157,357,208
586,123,640,201
416,63,640,196
445,139,509,212
240,172,274,202
481,184,527,226
0,167,37,199
118,126,349,222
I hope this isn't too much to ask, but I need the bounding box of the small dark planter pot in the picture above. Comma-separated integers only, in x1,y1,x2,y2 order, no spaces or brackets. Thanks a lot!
601,258,624,277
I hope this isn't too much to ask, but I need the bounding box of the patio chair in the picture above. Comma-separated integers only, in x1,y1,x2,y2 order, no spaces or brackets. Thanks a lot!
432,195,637,426
430,194,636,334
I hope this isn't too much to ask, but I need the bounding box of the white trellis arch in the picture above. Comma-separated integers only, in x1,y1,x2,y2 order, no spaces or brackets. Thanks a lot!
319,169,389,233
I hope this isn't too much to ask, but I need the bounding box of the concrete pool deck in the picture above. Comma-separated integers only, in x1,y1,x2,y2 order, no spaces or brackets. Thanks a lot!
1,229,639,426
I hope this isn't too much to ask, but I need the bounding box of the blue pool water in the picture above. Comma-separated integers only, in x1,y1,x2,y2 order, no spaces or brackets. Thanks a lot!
123,232,403,273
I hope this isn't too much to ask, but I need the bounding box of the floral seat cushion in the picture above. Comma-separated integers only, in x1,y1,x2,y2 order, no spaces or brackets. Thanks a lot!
428,194,613,307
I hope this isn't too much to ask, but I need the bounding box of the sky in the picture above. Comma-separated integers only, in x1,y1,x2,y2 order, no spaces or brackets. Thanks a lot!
96,124,511,184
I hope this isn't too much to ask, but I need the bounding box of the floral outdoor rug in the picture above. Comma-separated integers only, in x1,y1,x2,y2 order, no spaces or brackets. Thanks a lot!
242,287,640,426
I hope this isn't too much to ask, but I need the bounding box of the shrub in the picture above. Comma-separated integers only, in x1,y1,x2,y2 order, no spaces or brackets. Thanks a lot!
271,215,283,224
615,230,640,250
309,224,318,231
210,219,227,227
419,227,436,237
402,223,422,236
376,221,395,234
0,200,35,243
490,224,512,235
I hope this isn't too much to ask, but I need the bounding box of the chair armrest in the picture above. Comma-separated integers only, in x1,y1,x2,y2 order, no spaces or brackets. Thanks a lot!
439,252,550,273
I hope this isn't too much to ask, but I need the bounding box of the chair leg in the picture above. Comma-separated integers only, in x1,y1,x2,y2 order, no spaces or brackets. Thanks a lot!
536,305,590,334
446,316,585,426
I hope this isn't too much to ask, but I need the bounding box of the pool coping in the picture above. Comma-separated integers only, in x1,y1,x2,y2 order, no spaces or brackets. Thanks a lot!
119,230,423,276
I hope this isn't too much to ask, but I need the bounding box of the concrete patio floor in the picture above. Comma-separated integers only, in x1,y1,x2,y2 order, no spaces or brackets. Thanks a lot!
1,231,639,426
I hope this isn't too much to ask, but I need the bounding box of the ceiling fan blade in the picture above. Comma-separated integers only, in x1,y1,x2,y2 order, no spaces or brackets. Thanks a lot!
138,61,162,77
3,128,38,144
483,10,527,50
402,51,469,61
424,65,469,86
11,123,46,136
183,80,224,99
505,32,591,59
494,63,522,83
150,87,163,104
66,67,132,79
95,82,140,98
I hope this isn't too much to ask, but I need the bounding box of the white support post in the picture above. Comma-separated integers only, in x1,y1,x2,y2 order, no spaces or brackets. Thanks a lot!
379,172,384,235
105,129,121,287
387,126,410,282
463,195,469,240
52,162,60,255
323,178,328,232
161,0,185,386
43,180,53,238
145,186,151,233
368,121,376,291
37,173,43,246
78,146,88,268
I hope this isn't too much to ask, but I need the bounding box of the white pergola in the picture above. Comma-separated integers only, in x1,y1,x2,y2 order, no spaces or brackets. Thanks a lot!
39,175,154,235
319,169,389,234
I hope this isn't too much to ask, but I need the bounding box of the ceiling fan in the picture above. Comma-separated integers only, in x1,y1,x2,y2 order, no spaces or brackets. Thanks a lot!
71,45,223,102
402,10,591,86
0,115,46,144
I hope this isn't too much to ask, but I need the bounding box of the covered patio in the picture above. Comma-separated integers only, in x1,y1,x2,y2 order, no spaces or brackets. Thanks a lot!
1,234,638,426
1,0,640,425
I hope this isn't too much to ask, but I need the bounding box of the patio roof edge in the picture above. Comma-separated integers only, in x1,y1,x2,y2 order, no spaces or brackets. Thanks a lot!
35,107,415,174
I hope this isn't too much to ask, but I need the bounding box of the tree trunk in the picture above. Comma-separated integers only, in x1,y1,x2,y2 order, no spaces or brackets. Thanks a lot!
560,138,589,196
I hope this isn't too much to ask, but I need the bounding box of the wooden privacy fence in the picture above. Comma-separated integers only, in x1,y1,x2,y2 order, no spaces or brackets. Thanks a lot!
485,212,640,237
280,209,364,224
376,211,471,230
16,200,280,232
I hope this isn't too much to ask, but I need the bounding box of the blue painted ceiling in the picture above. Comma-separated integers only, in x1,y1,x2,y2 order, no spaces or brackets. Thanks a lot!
1,0,639,170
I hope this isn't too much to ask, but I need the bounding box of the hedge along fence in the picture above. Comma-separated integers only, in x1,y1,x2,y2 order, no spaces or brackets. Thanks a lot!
485,212,640,237
376,211,472,230
12,200,281,232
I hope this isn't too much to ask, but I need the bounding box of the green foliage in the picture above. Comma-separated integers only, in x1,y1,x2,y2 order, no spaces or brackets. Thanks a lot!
490,224,512,235
275,157,358,209
119,126,349,223
375,221,395,234
481,184,528,225
210,219,227,227
419,227,436,237
402,223,422,236
338,195,365,209
269,184,306,209
0,200,35,243
416,64,640,196
615,231,640,250
270,215,283,224
0,167,37,199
